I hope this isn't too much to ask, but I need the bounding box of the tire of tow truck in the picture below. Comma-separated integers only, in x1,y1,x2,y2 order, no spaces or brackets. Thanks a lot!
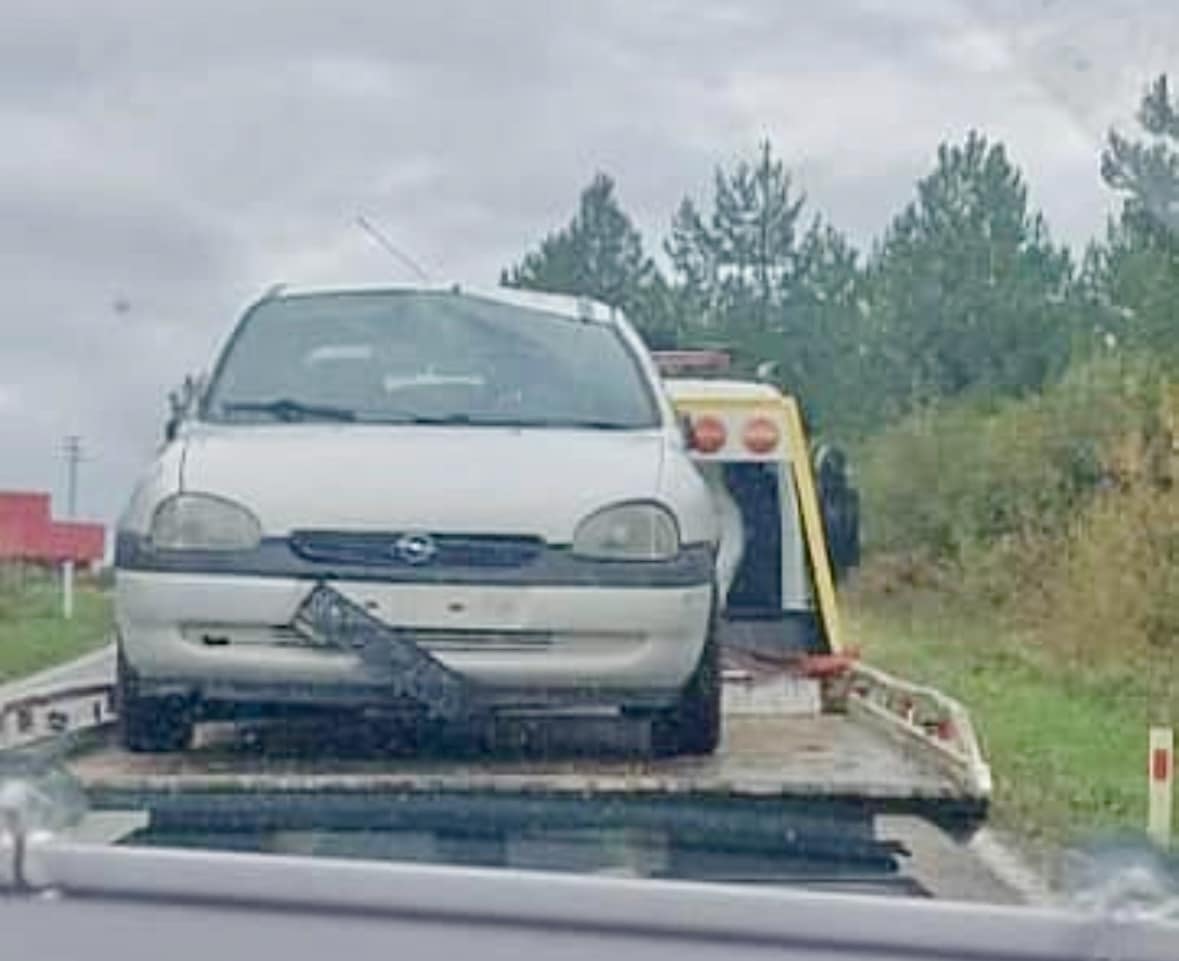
652,608,721,757
116,652,194,753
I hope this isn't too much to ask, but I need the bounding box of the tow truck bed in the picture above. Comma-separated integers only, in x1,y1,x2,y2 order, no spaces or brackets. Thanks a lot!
9,657,986,833
69,696,956,803
79,714,953,796
3,654,995,896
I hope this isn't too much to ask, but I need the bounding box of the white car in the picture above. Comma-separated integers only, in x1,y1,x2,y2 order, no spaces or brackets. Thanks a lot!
114,285,721,755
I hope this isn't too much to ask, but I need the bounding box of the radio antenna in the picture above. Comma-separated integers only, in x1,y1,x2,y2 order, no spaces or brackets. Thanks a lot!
355,215,431,283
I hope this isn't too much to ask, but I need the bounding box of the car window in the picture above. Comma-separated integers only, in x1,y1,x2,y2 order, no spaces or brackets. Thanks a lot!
202,291,660,429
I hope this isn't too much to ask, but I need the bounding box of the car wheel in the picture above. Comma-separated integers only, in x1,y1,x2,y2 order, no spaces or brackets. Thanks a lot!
117,652,194,753
653,603,721,757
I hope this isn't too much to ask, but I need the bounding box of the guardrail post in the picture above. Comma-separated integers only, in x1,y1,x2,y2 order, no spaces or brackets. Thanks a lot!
1148,727,1173,846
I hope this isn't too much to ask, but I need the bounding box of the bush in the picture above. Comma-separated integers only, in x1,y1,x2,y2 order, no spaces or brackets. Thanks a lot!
854,350,1179,699
1029,485,1179,701
855,355,1162,562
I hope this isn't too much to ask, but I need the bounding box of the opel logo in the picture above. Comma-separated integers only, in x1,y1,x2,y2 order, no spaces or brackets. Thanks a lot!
393,532,438,565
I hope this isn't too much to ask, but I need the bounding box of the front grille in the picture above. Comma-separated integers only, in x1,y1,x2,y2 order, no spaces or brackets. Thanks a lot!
412,629,554,653
288,530,544,569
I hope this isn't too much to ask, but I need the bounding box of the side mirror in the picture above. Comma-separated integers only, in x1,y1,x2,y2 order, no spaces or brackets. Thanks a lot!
678,413,695,449
814,445,860,581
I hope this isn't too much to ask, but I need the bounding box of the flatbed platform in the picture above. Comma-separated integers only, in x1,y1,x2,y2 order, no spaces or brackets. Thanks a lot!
4,659,997,895
60,664,988,833
70,712,958,801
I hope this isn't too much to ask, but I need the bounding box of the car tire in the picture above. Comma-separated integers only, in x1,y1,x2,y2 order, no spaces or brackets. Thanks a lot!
653,603,721,757
117,651,194,753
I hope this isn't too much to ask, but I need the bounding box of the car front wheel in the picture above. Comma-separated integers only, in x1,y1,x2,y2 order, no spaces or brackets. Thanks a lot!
652,604,721,756
117,652,194,753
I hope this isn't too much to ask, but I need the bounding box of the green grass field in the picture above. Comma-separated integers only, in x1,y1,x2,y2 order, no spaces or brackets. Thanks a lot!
0,573,112,684
847,588,1156,845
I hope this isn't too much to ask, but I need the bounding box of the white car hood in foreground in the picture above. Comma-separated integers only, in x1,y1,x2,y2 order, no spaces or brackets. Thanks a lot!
180,424,669,542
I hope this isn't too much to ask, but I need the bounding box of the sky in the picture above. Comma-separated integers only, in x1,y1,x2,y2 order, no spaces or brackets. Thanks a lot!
2,0,1177,527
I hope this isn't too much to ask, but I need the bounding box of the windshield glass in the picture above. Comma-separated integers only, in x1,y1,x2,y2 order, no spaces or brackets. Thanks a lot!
202,291,660,428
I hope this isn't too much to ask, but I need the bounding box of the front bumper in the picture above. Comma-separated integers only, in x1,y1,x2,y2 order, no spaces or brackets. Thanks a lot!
115,568,713,713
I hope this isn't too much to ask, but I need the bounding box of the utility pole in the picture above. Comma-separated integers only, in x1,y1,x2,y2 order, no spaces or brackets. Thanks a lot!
60,435,84,620
62,434,83,518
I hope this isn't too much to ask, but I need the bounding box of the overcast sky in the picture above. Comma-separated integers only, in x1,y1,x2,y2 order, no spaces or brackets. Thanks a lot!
2,0,1177,528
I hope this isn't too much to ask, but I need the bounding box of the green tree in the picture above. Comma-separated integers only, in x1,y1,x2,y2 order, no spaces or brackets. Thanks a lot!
666,140,805,333
787,220,873,432
665,196,717,329
1103,74,1179,243
1089,74,1179,353
732,217,873,434
867,131,1072,414
666,141,871,434
501,173,674,338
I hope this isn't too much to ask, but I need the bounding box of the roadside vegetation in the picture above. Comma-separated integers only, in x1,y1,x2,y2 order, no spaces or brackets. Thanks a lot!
847,591,1151,846
0,566,112,683
847,355,1179,842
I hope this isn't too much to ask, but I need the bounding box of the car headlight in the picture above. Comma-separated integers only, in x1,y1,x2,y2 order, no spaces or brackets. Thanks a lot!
572,502,680,561
149,494,262,551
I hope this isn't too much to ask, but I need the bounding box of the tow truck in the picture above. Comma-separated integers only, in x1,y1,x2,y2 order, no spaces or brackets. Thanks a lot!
2,353,994,899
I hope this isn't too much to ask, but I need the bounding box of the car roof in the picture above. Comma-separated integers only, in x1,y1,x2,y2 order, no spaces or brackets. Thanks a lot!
263,283,619,327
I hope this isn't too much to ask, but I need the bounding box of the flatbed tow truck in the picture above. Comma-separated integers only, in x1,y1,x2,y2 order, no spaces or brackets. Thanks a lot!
2,362,998,900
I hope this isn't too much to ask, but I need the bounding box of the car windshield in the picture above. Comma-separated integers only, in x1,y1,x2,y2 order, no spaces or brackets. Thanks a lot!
202,291,660,429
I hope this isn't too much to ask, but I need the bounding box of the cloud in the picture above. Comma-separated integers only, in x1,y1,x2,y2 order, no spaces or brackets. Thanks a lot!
0,0,1170,523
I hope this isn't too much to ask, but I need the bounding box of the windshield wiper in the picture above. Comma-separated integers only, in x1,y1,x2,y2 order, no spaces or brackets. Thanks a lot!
230,407,647,429
527,417,640,430
404,414,638,429
360,413,640,429
221,399,357,422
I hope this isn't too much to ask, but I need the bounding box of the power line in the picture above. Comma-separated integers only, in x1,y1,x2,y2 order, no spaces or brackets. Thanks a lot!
355,215,431,283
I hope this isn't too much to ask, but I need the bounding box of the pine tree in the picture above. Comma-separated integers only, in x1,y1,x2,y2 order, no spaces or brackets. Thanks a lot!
867,131,1072,410
665,140,805,334
1091,75,1179,353
665,142,871,433
665,197,717,329
501,173,672,337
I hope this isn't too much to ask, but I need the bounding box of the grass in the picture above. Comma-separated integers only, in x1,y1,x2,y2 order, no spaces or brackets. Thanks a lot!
0,571,112,684
846,582,1155,846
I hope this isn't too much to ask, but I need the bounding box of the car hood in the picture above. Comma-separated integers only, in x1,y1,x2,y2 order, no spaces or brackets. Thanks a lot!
180,424,668,542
